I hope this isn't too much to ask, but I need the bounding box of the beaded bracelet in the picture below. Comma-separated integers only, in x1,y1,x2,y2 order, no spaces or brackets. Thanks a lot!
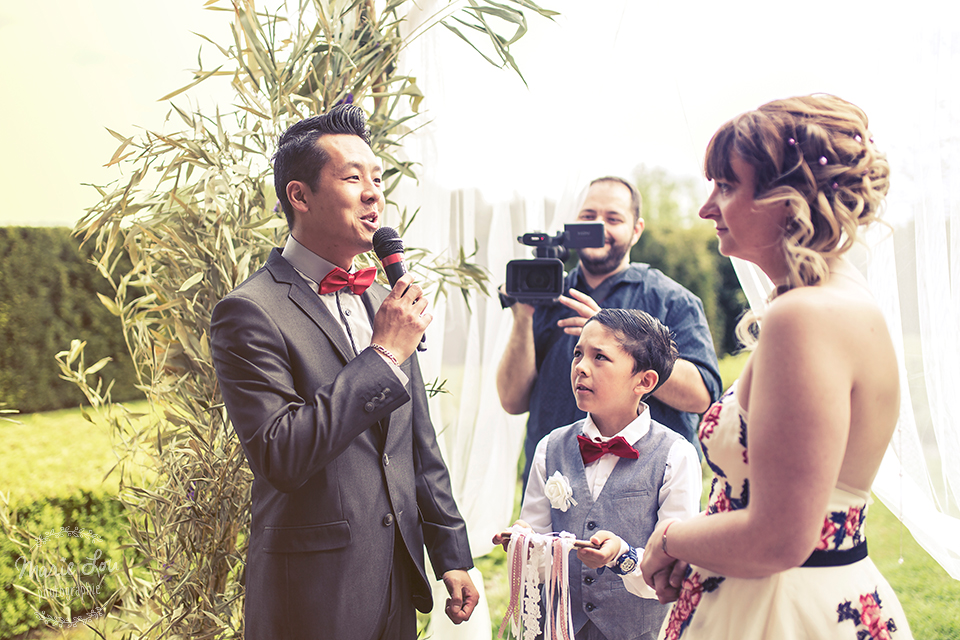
661,520,678,558
370,343,399,367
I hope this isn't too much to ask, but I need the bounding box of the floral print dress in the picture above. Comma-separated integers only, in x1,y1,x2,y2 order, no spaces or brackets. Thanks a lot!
659,382,913,640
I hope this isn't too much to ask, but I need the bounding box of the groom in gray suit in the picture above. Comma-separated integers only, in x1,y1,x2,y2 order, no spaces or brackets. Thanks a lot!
211,104,478,640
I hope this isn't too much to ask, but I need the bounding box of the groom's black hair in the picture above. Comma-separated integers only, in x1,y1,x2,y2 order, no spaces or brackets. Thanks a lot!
273,104,371,226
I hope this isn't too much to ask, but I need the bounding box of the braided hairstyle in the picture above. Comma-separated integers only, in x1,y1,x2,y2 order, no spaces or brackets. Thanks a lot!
705,94,890,292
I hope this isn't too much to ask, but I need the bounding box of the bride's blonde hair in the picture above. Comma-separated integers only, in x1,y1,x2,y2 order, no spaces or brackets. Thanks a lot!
704,94,890,346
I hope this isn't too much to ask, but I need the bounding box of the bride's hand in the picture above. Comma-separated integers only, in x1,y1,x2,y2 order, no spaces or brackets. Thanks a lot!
641,518,678,588
650,561,688,604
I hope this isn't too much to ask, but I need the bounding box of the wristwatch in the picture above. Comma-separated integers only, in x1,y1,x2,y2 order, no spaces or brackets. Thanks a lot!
610,546,639,575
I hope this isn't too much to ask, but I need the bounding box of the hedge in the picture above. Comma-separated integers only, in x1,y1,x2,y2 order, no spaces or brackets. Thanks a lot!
0,490,128,638
0,227,142,413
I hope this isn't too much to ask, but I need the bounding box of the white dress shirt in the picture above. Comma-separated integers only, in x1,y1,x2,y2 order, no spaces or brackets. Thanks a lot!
520,405,701,598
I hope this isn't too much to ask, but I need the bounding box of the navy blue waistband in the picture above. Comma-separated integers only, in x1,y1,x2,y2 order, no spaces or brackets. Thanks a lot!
802,540,868,567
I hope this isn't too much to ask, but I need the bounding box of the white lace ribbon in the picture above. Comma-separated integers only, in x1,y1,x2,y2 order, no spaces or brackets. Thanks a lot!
498,525,577,640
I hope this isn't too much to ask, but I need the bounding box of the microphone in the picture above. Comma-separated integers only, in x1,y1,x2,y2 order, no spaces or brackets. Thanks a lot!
372,227,407,287
372,227,426,351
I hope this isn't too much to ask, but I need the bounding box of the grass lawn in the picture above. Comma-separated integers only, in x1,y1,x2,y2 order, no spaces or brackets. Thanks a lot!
1,406,120,505
0,401,155,506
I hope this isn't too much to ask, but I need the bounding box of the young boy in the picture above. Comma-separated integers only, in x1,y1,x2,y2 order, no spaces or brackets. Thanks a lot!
497,308,701,640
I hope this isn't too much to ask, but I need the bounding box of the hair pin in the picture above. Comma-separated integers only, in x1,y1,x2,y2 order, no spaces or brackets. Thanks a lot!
819,156,828,166
854,135,862,143
788,138,796,146
832,182,839,190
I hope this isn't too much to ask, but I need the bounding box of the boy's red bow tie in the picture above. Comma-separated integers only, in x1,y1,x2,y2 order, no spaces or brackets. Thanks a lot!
576,434,639,465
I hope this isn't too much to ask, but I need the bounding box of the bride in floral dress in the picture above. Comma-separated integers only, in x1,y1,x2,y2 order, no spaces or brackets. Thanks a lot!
638,94,914,640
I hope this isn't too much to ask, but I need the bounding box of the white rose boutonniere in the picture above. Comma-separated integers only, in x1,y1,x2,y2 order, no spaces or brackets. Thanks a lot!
543,471,578,512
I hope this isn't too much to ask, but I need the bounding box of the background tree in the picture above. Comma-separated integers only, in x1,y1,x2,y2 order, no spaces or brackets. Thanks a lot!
4,1,557,637
630,165,746,356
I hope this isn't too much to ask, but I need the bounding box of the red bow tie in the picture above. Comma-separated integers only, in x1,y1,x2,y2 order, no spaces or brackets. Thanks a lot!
318,266,377,295
576,434,639,465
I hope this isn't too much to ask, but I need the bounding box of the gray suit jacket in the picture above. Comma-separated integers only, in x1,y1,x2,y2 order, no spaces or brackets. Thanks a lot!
211,248,472,640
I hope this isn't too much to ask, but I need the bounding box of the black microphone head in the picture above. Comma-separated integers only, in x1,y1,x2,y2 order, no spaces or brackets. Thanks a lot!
373,227,404,260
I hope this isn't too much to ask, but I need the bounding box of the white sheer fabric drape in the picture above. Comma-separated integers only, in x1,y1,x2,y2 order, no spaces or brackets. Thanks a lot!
683,31,960,581
740,31,960,580
866,30,960,579
392,4,960,638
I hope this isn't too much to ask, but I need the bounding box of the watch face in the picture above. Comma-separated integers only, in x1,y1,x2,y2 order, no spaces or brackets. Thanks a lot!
619,557,637,573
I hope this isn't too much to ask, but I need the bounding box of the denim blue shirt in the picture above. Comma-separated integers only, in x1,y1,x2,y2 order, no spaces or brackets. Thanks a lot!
524,263,722,481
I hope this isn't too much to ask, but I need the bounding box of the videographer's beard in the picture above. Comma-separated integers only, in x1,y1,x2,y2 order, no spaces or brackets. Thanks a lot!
578,240,631,277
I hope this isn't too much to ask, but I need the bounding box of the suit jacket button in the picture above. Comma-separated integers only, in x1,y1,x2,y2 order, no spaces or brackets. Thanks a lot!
587,521,598,530
382,513,394,527
584,576,595,585
383,453,390,466
585,602,596,612
364,401,375,412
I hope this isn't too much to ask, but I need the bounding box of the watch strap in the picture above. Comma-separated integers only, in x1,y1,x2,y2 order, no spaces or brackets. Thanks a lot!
610,545,638,576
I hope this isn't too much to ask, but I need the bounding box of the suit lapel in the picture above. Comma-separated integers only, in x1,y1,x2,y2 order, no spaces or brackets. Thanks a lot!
362,284,385,323
267,249,398,449
265,248,355,364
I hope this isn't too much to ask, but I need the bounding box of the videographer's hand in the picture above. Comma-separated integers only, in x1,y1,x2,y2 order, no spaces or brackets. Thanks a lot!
370,273,431,363
556,288,601,336
498,284,535,319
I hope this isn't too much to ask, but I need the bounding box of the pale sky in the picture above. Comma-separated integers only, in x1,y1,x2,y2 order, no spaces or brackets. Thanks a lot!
0,0,230,226
1,0,956,227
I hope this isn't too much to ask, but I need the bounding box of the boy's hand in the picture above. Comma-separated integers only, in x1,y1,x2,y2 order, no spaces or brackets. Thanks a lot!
576,530,623,569
492,519,532,551
556,288,601,336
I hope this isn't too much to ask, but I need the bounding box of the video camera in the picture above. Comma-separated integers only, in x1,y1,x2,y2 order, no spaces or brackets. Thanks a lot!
503,222,604,304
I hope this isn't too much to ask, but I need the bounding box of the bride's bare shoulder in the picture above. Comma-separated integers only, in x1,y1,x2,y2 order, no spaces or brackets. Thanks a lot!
763,278,892,361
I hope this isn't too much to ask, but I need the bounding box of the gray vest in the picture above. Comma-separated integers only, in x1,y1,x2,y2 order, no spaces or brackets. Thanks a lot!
546,419,678,640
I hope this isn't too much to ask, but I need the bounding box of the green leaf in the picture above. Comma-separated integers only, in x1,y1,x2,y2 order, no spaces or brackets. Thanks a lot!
85,357,113,376
97,292,122,317
157,67,224,102
178,272,205,292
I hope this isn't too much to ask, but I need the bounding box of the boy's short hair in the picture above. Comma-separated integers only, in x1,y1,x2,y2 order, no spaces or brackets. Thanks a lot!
586,308,679,391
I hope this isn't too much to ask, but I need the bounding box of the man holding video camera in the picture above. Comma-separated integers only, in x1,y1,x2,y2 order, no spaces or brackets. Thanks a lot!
497,176,722,484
